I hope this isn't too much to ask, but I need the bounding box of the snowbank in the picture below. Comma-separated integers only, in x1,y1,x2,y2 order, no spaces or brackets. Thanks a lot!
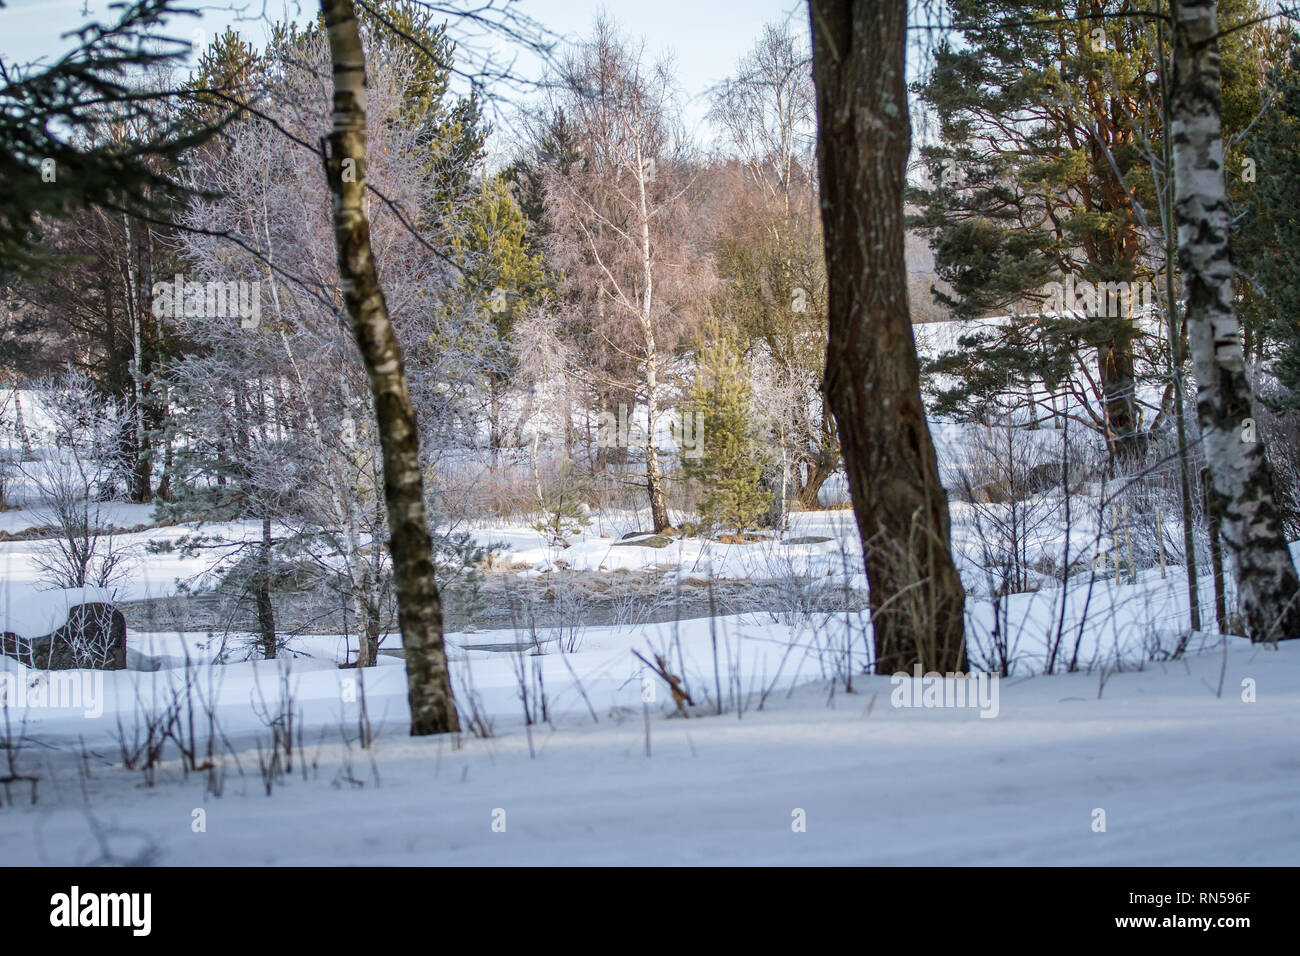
0,584,118,638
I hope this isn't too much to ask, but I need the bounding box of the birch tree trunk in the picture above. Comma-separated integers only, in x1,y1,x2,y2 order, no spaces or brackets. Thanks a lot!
12,388,32,459
644,343,670,532
320,0,459,731
809,0,966,673
1171,0,1300,642
636,143,670,533
123,214,154,503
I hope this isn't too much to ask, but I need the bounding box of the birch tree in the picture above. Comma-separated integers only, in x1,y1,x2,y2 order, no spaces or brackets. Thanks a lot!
318,0,460,727
1170,0,1300,641
543,16,706,532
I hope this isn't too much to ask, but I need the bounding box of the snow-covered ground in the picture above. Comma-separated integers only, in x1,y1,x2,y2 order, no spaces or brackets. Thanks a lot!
0,500,1229,673
0,622,1294,865
0,523,1295,865
3,385,1295,866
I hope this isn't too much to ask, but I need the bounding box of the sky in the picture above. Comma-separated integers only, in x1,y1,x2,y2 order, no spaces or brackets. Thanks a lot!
1,0,809,141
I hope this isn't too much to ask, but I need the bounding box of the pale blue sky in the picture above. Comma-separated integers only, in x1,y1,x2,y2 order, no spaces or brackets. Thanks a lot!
2,0,808,138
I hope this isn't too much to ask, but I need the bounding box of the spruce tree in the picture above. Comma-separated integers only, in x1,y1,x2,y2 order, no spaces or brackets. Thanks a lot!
446,173,546,465
683,331,772,538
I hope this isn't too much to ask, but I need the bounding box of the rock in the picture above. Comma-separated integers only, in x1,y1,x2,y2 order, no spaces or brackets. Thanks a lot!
968,479,1014,504
783,535,832,545
715,532,764,544
2,602,127,670
125,647,166,672
613,534,673,549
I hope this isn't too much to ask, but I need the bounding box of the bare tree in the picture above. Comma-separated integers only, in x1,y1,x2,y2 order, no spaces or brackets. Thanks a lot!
543,16,707,532
22,369,132,590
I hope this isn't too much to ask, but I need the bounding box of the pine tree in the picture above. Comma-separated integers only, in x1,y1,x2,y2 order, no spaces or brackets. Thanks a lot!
0,0,227,276
909,0,1263,460
181,27,263,128
505,108,583,248
684,331,772,537
1243,33,1300,407
356,0,487,226
446,174,546,465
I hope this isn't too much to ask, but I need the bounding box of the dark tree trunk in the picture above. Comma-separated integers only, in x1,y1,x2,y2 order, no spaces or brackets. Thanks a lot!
809,0,966,673
362,612,381,669
1202,468,1229,634
320,0,459,733
796,449,836,510
1096,327,1139,461
156,433,173,503
489,384,502,473
257,517,276,660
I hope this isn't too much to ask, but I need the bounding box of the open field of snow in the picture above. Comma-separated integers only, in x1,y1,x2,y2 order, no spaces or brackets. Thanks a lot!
0,625,1294,865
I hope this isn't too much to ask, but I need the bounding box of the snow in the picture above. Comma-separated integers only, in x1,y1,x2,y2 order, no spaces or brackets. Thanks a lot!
0,516,268,602
0,628,1295,865
1,428,1296,865
0,523,1296,865
0,502,156,537
512,523,863,582
0,584,118,639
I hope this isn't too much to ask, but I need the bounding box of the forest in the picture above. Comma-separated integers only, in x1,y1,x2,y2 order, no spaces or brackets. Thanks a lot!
0,0,1297,870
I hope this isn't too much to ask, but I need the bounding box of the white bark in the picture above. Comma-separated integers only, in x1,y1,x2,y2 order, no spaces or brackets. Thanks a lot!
1171,0,1300,640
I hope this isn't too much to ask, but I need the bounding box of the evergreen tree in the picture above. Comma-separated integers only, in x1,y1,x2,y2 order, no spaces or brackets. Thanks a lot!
684,329,772,537
1242,32,1300,407
909,0,1263,460
181,27,264,128
356,0,487,224
446,173,546,463
505,107,583,249
0,0,227,276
